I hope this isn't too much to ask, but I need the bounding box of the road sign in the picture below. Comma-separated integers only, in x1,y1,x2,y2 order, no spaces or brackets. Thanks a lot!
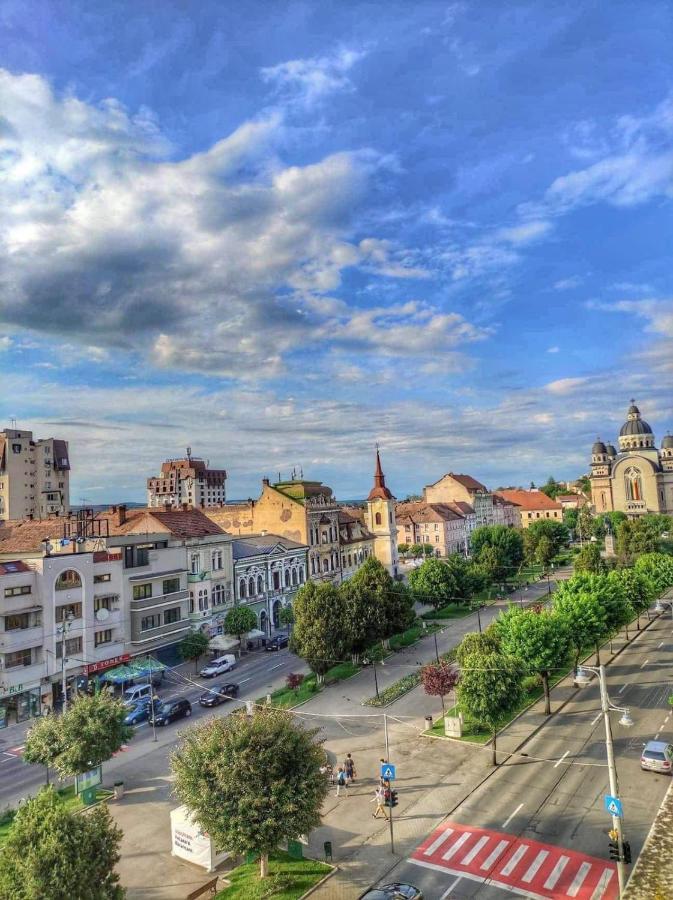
380,763,396,780
604,795,623,818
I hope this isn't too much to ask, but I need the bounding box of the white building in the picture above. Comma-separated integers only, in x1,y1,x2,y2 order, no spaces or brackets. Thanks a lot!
147,452,227,508
0,429,70,521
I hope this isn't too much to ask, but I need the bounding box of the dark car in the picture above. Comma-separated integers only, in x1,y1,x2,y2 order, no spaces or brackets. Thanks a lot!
359,885,423,900
265,634,289,651
123,697,152,726
150,698,192,726
199,683,240,707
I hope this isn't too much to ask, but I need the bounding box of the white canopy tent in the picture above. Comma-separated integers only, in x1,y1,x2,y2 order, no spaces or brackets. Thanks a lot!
208,635,239,653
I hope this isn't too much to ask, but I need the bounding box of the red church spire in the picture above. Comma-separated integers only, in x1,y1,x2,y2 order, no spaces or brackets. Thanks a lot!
368,446,394,501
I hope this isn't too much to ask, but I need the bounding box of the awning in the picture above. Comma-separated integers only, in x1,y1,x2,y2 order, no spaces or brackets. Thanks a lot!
246,629,266,640
208,635,240,652
98,655,167,683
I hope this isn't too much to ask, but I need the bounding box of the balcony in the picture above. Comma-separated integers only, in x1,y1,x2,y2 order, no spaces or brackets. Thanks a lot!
625,500,647,513
0,660,45,689
130,588,189,613
0,625,44,653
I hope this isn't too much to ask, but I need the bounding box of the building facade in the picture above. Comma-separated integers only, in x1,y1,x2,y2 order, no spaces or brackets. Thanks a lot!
0,429,70,521
590,401,673,516
338,509,376,579
495,489,563,527
147,452,227,508
395,501,468,557
423,472,509,529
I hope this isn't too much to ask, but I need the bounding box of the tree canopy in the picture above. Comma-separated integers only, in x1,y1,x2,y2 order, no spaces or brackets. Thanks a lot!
617,518,661,563
224,606,258,643
341,578,386,660
574,543,605,574
470,525,524,581
179,630,211,672
524,519,569,563
554,588,608,668
634,552,673,593
171,708,328,878
408,558,459,608
455,629,501,667
421,661,459,715
608,568,656,627
291,582,349,682
0,787,124,900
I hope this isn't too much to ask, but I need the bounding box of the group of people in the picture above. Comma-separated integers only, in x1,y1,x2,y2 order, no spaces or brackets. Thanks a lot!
320,753,391,820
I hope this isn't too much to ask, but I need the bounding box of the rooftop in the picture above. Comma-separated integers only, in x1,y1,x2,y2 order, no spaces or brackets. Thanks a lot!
495,489,563,511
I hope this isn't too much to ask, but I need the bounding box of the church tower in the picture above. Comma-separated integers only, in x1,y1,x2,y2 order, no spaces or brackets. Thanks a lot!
365,449,399,577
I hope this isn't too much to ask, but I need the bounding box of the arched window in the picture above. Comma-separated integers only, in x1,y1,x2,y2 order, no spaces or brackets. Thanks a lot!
322,558,329,572
248,576,255,596
285,569,291,588
624,466,643,502
298,566,304,584
291,568,297,586
55,569,82,591
239,579,247,599
375,512,382,526
257,575,264,595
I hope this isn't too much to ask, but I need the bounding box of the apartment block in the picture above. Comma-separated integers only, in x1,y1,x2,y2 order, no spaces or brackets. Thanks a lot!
147,452,227,508
0,429,70,521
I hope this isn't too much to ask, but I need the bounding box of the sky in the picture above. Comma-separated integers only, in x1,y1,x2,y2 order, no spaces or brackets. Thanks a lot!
1,0,672,504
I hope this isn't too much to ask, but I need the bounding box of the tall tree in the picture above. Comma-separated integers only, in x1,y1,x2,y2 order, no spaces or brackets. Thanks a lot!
421,660,459,716
291,582,349,683
341,579,385,663
554,573,632,662
171,708,328,879
179,630,211,673
608,568,656,629
535,535,555,569
458,651,525,765
347,557,413,640
408,558,459,609
554,589,608,669
279,605,295,632
635,552,673,593
617,519,660,563
574,543,604,574
0,787,124,900
224,606,258,652
496,608,571,715
470,526,524,581
455,629,501,667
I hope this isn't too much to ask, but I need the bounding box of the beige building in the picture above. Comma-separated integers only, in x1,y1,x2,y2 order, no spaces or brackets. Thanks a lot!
363,450,399,577
590,401,673,516
147,451,227,508
396,501,468,557
0,429,70,521
338,508,376,579
495,489,563,527
423,471,517,533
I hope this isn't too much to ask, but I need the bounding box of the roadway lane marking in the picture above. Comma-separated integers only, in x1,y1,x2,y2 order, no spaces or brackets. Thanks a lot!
618,683,628,694
554,750,570,768
441,832,471,861
439,877,461,899
270,663,284,670
424,828,453,856
237,677,252,684
591,712,602,726
659,641,664,649
500,844,529,876
655,733,660,740
640,659,650,668
501,803,523,828
567,861,592,896
521,849,548,883
460,835,489,865
591,867,615,899
480,839,510,870
544,855,569,890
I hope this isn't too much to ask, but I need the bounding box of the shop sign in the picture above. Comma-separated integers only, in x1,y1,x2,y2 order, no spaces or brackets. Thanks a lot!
84,654,130,675
0,683,24,698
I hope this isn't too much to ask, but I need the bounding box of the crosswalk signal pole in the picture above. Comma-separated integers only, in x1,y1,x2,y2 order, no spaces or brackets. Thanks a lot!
383,713,394,855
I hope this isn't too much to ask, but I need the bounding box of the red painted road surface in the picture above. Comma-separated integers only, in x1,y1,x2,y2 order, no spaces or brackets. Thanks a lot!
411,821,618,899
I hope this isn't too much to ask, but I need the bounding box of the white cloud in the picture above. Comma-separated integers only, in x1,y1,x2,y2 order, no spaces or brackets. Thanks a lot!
545,377,589,395
260,46,368,106
497,220,552,245
547,346,560,354
553,276,582,290
0,335,12,351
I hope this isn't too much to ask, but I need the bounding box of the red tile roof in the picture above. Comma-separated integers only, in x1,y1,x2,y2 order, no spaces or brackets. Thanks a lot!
447,473,487,493
0,520,61,553
395,501,465,523
495,490,562,511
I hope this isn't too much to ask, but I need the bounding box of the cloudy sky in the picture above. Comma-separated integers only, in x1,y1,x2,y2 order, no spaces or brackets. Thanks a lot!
1,1,672,503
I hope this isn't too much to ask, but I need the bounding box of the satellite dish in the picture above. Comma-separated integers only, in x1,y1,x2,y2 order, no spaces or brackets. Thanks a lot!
95,608,110,622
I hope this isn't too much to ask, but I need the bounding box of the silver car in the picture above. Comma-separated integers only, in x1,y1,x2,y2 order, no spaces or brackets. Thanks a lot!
641,740,673,773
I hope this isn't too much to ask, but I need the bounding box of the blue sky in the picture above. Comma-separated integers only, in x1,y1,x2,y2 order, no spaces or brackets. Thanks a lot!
1,0,672,503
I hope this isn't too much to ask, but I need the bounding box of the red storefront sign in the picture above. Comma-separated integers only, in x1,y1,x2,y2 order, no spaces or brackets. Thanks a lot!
84,654,130,675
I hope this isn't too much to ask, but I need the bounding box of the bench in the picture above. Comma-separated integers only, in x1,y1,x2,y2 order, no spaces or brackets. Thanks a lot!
186,876,219,899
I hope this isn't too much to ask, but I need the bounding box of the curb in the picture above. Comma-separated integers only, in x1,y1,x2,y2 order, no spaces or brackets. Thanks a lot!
624,775,673,897
299,863,338,898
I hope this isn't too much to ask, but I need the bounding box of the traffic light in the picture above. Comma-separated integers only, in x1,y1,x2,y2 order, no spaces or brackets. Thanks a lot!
622,841,632,865
608,839,620,861
386,789,398,808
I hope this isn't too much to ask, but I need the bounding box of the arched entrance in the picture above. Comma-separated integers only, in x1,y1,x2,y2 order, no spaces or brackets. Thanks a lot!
272,599,281,629
259,609,268,636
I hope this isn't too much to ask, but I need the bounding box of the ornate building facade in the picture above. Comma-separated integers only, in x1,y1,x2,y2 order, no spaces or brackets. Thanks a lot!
590,401,673,516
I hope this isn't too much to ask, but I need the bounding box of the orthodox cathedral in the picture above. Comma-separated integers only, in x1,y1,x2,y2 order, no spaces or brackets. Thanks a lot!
590,401,673,516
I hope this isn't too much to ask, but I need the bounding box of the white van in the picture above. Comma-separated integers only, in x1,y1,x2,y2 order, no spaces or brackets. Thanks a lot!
200,654,236,678
123,682,154,705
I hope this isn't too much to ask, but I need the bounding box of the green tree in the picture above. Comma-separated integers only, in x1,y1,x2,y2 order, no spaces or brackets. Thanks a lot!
290,582,349,683
341,579,385,662
458,651,525,765
455,629,501,667
171,708,328,879
279,605,295,632
397,543,410,558
535,535,555,568
554,573,632,662
411,543,424,559
563,507,579,533
616,518,660,563
224,606,258,652
443,553,477,600
496,608,571,715
476,544,507,583
422,543,435,557
383,581,416,636
608,568,656,629
0,787,124,900
539,477,564,500
348,557,413,640
527,519,570,557
634,552,673,593
554,589,608,670
577,506,594,543
470,525,524,581
179,630,211,673
408,558,459,609
24,693,132,778
574,543,604,574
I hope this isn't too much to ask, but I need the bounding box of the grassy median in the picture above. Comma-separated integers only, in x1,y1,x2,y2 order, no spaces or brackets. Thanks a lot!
215,851,331,899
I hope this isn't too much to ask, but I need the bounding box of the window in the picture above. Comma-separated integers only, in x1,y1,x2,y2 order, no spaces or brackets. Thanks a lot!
55,569,82,591
133,584,152,601
624,466,643,502
93,573,111,584
189,593,195,614
212,584,225,606
190,554,201,575
434,523,439,531
257,575,264,594
55,603,82,622
239,579,247,599
163,577,181,595
94,629,112,647
284,569,291,588
4,648,33,668
375,512,382,525
140,613,161,631
435,535,440,543
5,612,40,631
273,571,280,590
124,544,151,568
4,585,31,598
198,589,209,612
94,595,115,613
164,607,181,625
211,550,223,571
55,637,82,659
248,576,255,596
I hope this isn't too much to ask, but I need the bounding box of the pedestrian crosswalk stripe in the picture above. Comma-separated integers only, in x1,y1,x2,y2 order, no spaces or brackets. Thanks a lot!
543,855,569,889
590,868,614,900
522,850,548,883
441,832,471,861
500,843,529,876
480,839,510,870
460,835,489,866
567,861,592,897
424,828,453,857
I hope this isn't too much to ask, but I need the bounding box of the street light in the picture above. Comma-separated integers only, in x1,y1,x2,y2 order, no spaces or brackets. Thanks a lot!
574,664,633,897
58,611,75,713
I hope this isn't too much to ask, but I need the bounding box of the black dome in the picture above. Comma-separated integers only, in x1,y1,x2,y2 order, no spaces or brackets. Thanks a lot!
619,418,653,437
592,440,606,454
606,444,617,455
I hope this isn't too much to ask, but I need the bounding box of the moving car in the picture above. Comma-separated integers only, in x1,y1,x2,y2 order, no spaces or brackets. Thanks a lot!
265,634,289,651
199,683,240,707
359,884,423,900
123,697,153,725
199,654,236,678
641,740,673,773
150,698,192,726
123,682,154,704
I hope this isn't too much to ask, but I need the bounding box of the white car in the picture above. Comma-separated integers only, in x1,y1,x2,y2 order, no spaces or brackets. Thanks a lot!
199,654,236,678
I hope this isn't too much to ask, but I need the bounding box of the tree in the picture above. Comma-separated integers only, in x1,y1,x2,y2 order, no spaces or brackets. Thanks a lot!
421,660,459,716
443,553,477,600
563,507,579,533
608,568,656,629
279,605,295,632
635,552,673,593
348,557,413,640
397,543,410,559
291,582,349,683
341,579,385,662
408,558,459,609
383,581,416,636
24,694,132,778
577,506,594,543
171,708,328,879
455,629,501,667
422,543,435,557
179,630,211,673
554,588,607,670
539,476,564,500
411,543,424,559
470,526,524,581
535,535,555,569
286,673,304,691
527,519,569,558
496,608,571,715
554,573,632,663
457,651,525,765
0,786,124,900
224,606,258,652
616,518,660,563
574,543,604,574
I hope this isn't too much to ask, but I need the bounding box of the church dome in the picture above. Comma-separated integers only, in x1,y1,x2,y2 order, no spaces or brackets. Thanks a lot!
620,418,653,436
606,444,617,456
592,440,606,455
662,434,673,449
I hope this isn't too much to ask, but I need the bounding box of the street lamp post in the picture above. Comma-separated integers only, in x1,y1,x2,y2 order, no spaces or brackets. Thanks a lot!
575,665,633,898
58,611,74,713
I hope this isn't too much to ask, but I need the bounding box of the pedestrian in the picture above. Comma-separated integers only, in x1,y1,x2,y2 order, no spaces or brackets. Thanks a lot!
344,753,356,784
371,784,389,819
335,766,347,797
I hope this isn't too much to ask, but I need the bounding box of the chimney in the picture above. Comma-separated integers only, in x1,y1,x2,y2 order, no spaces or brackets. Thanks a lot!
262,477,270,487
116,504,127,526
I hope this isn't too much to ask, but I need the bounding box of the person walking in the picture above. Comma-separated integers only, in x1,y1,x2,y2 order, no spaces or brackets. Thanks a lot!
344,753,356,784
335,766,347,797
371,784,389,819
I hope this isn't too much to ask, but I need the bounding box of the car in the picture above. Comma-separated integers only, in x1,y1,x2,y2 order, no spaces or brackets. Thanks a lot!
199,683,240,707
641,740,673,773
123,697,153,725
359,884,423,900
150,698,192,726
199,654,236,678
265,634,289,651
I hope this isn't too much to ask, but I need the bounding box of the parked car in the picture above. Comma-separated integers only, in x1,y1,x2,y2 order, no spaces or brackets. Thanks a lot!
199,654,236,678
150,698,192,726
122,682,156,705
199,683,240,707
359,884,423,900
265,634,289,651
641,740,673,773
123,697,153,726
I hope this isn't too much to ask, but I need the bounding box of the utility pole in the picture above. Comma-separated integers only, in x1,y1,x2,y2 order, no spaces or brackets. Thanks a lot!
599,665,626,898
372,658,380,700
383,713,394,855
58,612,74,712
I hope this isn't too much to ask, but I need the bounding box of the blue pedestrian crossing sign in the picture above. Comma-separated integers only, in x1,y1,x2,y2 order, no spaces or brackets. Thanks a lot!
380,763,396,780
604,795,623,817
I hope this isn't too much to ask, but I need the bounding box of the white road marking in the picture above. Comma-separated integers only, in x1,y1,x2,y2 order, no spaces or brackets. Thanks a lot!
554,750,570,768
237,677,252,684
568,861,592,897
618,683,627,694
441,832,471,861
544,855,569,889
460,835,489,865
424,828,453,856
480,839,510,870
500,843,529,876
440,877,462,899
591,712,602,726
655,733,660,740
590,867,615,899
640,659,649,668
521,849,548,883
501,803,523,828
666,715,671,724
658,641,664,649
270,663,284,670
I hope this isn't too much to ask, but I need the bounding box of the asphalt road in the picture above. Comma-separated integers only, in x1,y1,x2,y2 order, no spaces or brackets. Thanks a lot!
387,613,673,899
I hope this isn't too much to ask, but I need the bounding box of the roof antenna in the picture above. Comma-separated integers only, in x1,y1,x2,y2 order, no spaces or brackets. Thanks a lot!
186,446,192,461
